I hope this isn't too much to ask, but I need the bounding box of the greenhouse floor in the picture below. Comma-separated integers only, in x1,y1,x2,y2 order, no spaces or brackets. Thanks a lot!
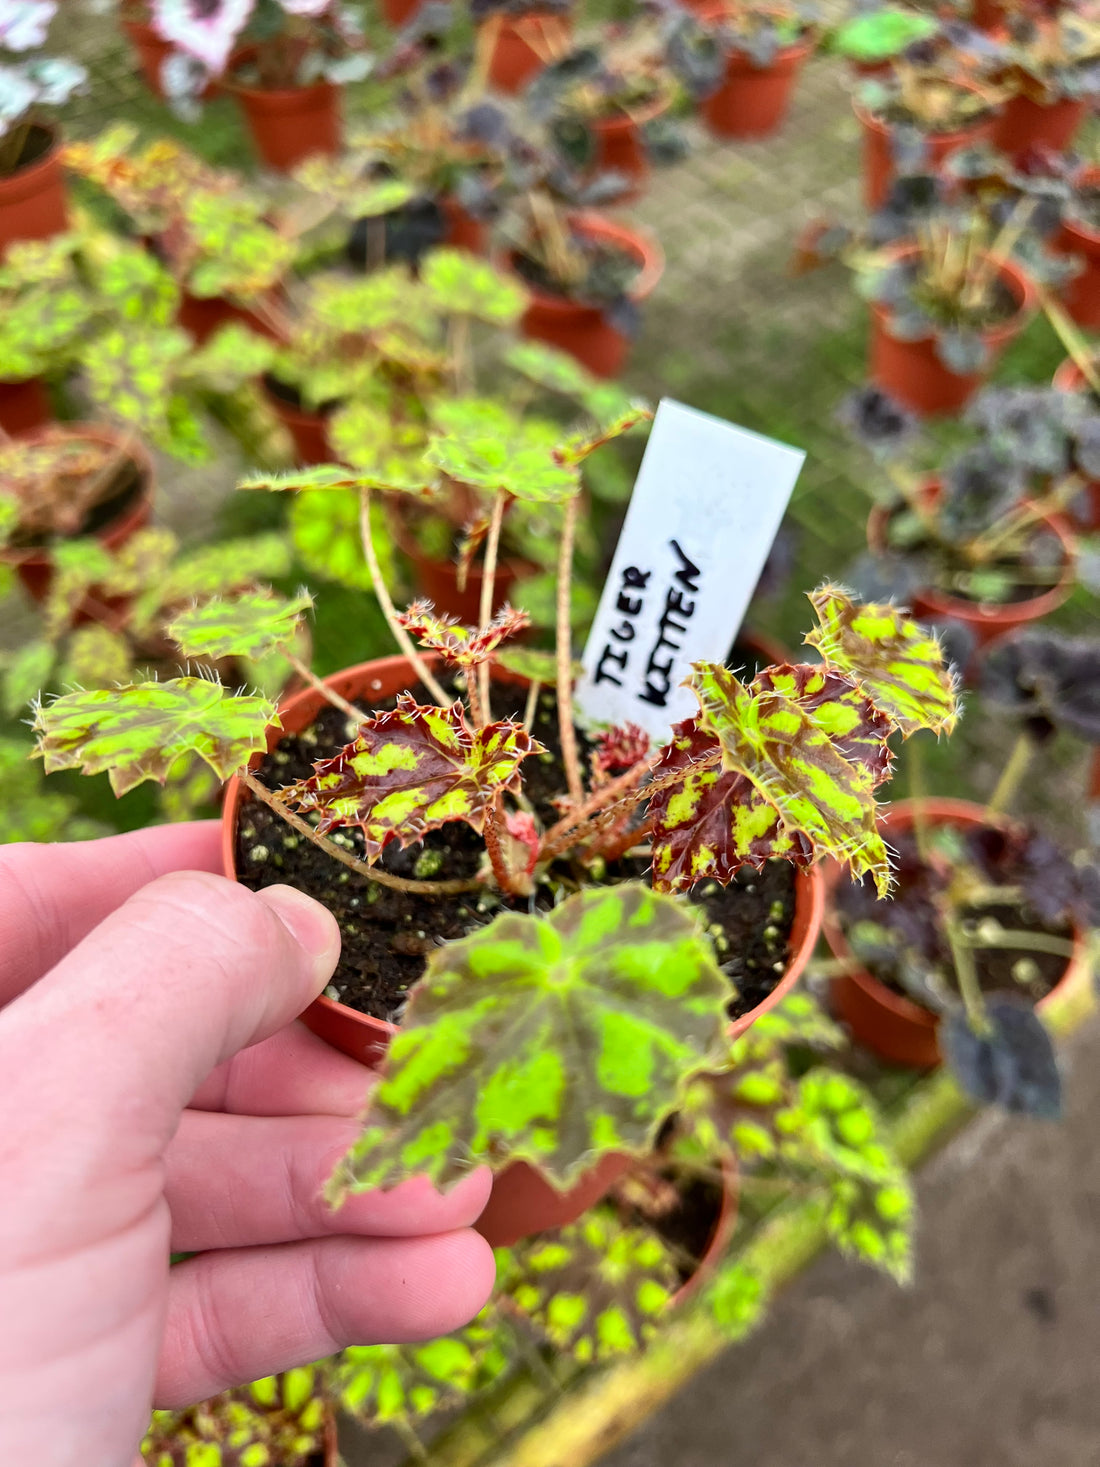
598,1013,1100,1467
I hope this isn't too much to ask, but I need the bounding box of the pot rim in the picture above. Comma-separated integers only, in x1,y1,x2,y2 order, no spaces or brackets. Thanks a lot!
222,653,826,1048
227,43,338,100
822,796,1088,1029
510,208,664,314
852,78,1001,137
866,479,1077,624
0,121,59,200
669,1154,739,1307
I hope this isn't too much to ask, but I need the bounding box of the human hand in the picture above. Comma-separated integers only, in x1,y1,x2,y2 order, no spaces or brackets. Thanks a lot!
0,823,495,1467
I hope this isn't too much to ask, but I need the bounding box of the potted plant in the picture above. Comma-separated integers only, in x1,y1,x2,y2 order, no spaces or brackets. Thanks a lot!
842,383,1080,649
850,66,1002,210
65,127,298,344
142,1364,338,1466
666,0,817,141
472,0,574,95
30,385,958,1241
983,5,1100,160
148,0,373,171
501,187,664,377
828,4,940,77
0,0,85,250
114,0,219,100
524,31,684,203
1053,164,1100,329
0,424,155,603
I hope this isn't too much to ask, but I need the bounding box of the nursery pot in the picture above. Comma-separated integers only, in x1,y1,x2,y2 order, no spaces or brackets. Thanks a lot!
3,424,155,604
697,6,815,141
589,89,672,203
177,289,284,347
991,89,1087,165
1052,356,1100,531
866,482,1076,652
853,90,998,212
261,377,335,466
513,211,664,379
389,501,536,623
1054,167,1100,331
825,799,1088,1069
669,1157,739,1307
0,377,52,438
382,0,425,25
0,124,68,253
869,247,1036,416
120,18,217,99
221,655,822,1244
229,49,341,172
441,194,489,254
486,11,573,95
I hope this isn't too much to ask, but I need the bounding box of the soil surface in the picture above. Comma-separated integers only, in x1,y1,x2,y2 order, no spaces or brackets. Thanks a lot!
513,233,641,305
13,453,146,549
236,679,796,1024
646,1174,726,1285
885,517,1065,606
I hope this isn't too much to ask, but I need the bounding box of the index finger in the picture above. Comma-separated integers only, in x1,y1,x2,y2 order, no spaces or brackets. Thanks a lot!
0,822,222,1007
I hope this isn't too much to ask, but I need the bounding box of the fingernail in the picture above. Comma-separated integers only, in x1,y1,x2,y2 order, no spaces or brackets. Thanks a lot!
257,884,341,982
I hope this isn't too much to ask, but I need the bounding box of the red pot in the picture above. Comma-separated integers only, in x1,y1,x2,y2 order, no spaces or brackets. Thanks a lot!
121,17,173,95
262,379,334,466
486,11,573,94
382,0,424,24
854,91,998,212
0,377,52,437
515,211,664,379
970,0,1006,29
441,194,488,254
825,798,1087,1068
1053,167,1100,331
670,1158,739,1307
4,424,155,604
696,4,815,141
866,481,1076,650
589,90,671,203
0,124,67,253
230,52,341,172
870,247,1036,416
991,90,1087,164
221,655,822,1244
1052,356,1100,530
177,290,284,346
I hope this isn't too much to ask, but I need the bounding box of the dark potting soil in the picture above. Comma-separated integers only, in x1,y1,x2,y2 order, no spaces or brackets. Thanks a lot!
885,515,1064,606
12,455,146,550
236,681,797,1024
12,123,53,172
912,271,1019,333
648,1174,725,1284
512,234,641,307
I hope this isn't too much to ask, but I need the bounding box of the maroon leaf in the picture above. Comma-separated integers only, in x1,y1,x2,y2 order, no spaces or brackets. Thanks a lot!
395,600,530,670
753,663,894,786
592,722,651,781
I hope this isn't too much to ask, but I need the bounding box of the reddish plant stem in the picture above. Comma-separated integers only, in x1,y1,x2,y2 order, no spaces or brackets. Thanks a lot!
476,493,506,724
556,494,584,807
483,793,523,896
239,770,482,895
286,653,367,725
538,757,656,863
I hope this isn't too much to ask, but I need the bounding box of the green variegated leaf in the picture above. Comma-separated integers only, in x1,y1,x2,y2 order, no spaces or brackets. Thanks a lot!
753,663,894,785
395,600,529,670
43,539,118,642
427,399,580,503
158,753,223,823
82,325,192,442
281,696,542,853
290,489,395,593
649,719,806,895
689,662,890,896
3,639,57,718
494,646,582,682
333,1310,510,1426
143,1365,328,1467
497,1208,678,1362
168,591,313,662
59,625,133,690
329,883,730,1195
132,534,293,634
0,495,19,547
182,322,277,390
326,404,437,496
292,154,417,220
0,736,108,846
804,584,960,737
421,249,528,324
33,677,278,796
101,528,179,600
556,403,654,465
705,1259,767,1340
501,340,639,433
238,464,368,493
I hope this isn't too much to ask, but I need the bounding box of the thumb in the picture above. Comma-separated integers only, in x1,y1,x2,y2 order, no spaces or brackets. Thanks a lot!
0,872,339,1256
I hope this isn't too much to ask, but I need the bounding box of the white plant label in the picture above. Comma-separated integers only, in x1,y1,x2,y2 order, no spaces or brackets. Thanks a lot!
575,398,805,739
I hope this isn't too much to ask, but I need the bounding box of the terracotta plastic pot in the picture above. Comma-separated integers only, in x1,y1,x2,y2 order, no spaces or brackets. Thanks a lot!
390,504,534,622
486,11,572,94
177,290,283,346
854,91,998,212
1051,356,1100,530
970,0,1006,30
121,17,173,95
4,424,155,604
262,378,334,466
870,248,1036,416
669,1158,739,1307
230,51,341,172
697,6,814,141
825,798,1087,1068
221,654,822,1244
441,194,489,254
382,0,424,25
0,124,67,253
0,377,52,438
1054,168,1100,331
992,90,1087,163
589,90,670,203
866,481,1076,651
514,211,664,379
